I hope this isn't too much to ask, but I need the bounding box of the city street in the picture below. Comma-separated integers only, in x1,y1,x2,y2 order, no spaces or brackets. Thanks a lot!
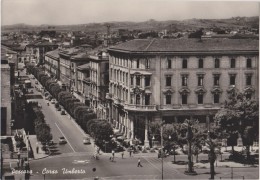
26,76,258,180
26,72,96,155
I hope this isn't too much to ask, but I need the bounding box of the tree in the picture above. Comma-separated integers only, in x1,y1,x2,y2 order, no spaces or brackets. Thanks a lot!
162,123,180,163
180,119,207,175
35,123,52,143
215,92,259,158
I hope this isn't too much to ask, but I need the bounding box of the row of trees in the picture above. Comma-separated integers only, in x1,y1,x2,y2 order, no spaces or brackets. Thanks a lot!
149,92,258,178
27,65,114,148
27,103,53,144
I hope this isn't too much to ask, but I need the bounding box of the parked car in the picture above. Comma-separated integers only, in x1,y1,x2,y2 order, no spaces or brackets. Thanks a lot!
61,110,66,115
83,137,91,144
59,137,67,144
35,81,38,84
51,99,56,104
30,89,33,94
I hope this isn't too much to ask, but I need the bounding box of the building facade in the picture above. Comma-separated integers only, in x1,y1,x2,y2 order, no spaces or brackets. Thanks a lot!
44,49,60,80
59,46,91,91
87,50,109,119
107,38,259,146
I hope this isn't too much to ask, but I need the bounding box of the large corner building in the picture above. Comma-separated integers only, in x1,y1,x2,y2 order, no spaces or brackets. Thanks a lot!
107,38,259,146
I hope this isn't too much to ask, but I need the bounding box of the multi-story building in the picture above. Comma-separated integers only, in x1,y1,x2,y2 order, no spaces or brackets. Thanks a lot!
76,63,91,104
44,49,60,80
1,46,16,136
59,45,91,91
87,49,109,119
34,41,58,65
107,38,259,146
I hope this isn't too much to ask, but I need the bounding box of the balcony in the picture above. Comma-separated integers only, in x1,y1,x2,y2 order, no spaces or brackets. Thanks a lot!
124,104,157,112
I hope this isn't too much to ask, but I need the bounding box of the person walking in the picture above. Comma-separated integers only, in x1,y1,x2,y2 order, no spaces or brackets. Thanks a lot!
111,150,115,161
137,158,142,167
21,158,24,168
36,146,39,154
17,159,20,168
17,151,20,160
129,149,132,157
121,151,124,159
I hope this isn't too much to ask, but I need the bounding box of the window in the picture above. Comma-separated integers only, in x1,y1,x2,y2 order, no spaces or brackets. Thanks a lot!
214,75,220,86
145,76,151,86
247,59,252,68
215,59,220,68
130,75,134,85
198,59,203,68
136,95,140,105
166,76,172,86
167,59,172,69
230,58,236,68
136,59,140,68
182,76,188,86
145,94,150,105
198,94,203,104
246,75,252,86
198,76,204,86
230,74,236,85
145,59,150,69
182,94,187,105
126,73,128,85
214,94,220,104
136,76,141,86
166,95,171,104
182,59,187,69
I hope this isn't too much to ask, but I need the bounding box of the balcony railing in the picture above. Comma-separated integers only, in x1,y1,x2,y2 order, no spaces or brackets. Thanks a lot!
124,104,157,111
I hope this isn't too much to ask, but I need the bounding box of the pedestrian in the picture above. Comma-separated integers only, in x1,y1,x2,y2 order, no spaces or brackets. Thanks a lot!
121,151,124,159
112,150,115,161
97,147,100,155
137,158,142,167
17,151,20,160
17,159,20,168
36,146,39,154
129,149,132,157
21,158,24,168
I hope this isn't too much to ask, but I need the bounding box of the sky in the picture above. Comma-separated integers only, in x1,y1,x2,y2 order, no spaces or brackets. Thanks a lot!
1,0,259,25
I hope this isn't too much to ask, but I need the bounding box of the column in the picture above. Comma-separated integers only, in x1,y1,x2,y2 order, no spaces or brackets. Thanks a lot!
126,113,130,139
130,118,134,144
144,115,149,147
206,115,210,131
174,116,178,123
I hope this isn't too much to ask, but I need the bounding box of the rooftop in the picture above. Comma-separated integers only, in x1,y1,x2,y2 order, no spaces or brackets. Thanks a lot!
45,49,60,59
109,38,259,53
77,63,90,70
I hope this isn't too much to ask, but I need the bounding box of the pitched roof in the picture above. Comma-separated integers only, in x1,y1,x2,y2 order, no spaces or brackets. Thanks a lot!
109,38,259,53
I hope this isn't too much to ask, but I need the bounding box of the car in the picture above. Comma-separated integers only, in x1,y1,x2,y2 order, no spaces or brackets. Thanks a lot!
51,99,56,104
59,137,67,144
83,137,91,144
30,89,34,94
35,81,38,84
61,110,66,115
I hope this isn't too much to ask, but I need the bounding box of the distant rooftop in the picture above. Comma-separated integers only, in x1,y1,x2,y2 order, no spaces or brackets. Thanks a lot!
45,49,60,59
109,38,259,54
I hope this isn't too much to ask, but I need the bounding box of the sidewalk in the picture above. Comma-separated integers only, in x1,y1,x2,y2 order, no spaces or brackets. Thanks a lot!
29,135,49,160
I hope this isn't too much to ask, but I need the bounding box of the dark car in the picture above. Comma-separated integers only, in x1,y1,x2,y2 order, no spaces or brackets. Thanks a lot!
59,137,67,144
